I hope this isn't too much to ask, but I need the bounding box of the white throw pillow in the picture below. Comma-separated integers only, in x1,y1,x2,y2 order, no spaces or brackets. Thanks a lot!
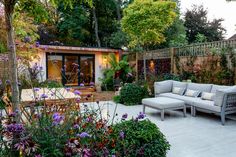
172,87,185,95
184,89,200,97
201,92,215,101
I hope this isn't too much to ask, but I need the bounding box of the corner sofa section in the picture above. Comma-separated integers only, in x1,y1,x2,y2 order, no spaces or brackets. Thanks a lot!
154,80,236,125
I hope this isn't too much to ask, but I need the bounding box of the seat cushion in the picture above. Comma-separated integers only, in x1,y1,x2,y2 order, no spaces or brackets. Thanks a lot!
210,85,230,93
154,80,173,96
192,98,221,113
214,86,236,106
159,93,197,105
142,97,184,109
187,83,212,93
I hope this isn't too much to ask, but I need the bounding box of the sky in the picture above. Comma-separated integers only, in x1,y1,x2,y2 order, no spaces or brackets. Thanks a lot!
180,0,236,39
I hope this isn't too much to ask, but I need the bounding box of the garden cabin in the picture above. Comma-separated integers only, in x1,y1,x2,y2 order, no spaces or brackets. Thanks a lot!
36,45,122,86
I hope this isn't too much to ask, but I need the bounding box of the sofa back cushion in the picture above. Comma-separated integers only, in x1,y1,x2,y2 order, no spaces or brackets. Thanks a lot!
154,80,173,96
187,83,212,94
172,81,187,89
210,85,230,93
214,86,236,106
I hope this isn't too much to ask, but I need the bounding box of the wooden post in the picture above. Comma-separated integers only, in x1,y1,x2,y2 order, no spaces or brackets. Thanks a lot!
170,48,175,74
136,52,138,81
143,52,147,80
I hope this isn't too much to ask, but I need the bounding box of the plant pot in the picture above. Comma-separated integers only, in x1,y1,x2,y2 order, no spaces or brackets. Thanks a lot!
96,86,102,93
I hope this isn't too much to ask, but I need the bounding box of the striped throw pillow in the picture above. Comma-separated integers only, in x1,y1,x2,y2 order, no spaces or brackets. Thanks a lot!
184,89,200,97
172,87,185,95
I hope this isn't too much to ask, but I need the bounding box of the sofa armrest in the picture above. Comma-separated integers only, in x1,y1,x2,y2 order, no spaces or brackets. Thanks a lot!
222,92,236,113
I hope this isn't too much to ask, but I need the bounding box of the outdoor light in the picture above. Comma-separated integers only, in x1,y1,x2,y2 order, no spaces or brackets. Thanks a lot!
103,56,108,64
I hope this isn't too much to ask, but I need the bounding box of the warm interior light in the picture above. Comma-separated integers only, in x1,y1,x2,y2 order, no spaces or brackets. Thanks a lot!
150,59,155,72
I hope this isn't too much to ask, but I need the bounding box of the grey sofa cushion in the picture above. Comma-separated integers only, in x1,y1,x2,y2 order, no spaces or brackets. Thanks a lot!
159,93,197,105
192,98,221,113
210,85,230,93
187,83,212,93
214,86,236,107
172,81,187,89
154,80,173,96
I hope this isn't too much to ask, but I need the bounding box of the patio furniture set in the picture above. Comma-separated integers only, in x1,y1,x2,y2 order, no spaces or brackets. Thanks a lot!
142,80,236,125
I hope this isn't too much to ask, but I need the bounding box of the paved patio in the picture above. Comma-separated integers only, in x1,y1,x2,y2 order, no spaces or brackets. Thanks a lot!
96,101,236,157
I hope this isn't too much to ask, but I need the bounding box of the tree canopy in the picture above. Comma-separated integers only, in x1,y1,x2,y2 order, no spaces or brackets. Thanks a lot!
121,0,177,50
184,5,226,44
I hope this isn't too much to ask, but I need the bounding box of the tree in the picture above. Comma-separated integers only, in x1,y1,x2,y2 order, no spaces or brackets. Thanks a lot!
163,0,187,47
121,0,176,49
184,5,226,44
1,0,91,121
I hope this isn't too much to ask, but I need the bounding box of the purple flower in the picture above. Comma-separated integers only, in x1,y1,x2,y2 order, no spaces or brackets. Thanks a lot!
73,124,79,129
6,80,10,84
39,66,43,70
0,80,2,85
119,131,125,139
86,117,92,122
35,155,42,157
24,36,31,43
121,113,128,120
40,94,48,99
43,46,48,50
35,41,40,47
52,112,64,125
78,132,91,138
79,83,85,87
83,148,91,157
33,88,40,92
76,98,81,103
89,82,95,86
74,90,81,95
6,123,24,133
65,87,70,92
136,112,145,120
112,155,116,157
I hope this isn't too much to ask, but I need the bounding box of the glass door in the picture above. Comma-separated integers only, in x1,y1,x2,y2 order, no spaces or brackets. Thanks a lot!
79,55,95,85
47,55,63,83
64,55,79,86
47,53,95,86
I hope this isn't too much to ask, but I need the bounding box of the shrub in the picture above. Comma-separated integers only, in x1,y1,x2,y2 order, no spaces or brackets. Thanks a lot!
111,119,170,157
113,95,121,103
120,83,148,105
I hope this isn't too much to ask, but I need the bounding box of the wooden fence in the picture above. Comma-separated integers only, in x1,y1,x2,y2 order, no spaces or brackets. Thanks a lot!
128,39,236,81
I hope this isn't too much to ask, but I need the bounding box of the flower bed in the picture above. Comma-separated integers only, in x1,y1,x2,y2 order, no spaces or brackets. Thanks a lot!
0,103,170,157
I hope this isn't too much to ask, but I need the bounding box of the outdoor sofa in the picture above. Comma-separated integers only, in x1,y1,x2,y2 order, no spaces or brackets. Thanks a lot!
154,80,236,125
